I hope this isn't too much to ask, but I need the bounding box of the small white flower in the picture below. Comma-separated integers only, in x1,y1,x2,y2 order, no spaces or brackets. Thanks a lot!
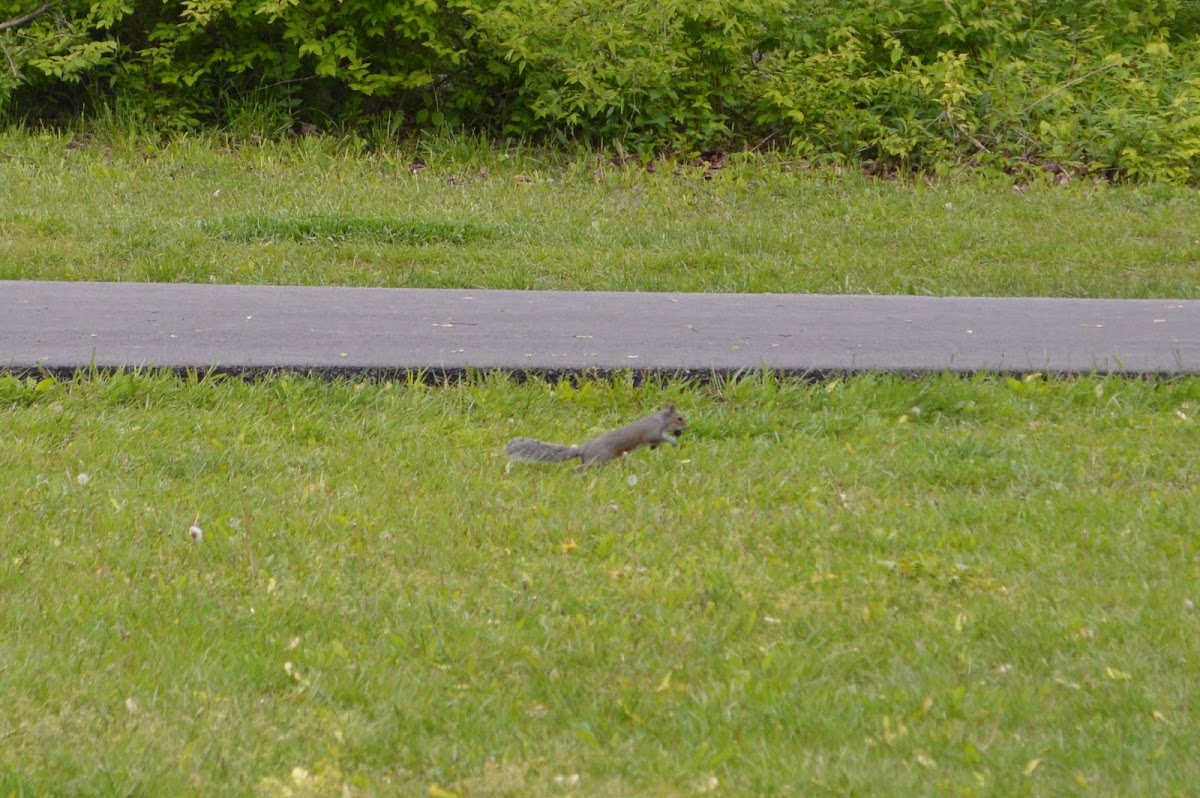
189,521,203,544
627,475,638,486
76,473,90,487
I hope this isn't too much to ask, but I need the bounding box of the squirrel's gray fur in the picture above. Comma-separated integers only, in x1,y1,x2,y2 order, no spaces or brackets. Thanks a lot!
505,404,688,470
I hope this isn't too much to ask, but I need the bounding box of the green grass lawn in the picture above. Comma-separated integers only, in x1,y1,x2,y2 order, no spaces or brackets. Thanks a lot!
3,371,1198,796
3,129,1197,795
1,130,1198,297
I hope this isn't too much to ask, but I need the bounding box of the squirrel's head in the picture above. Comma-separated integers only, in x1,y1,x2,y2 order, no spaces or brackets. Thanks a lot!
661,403,687,435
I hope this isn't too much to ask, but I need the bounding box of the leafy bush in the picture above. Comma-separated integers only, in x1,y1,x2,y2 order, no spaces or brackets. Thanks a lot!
750,1,1200,180
1,0,492,129
0,0,1197,181
475,0,783,148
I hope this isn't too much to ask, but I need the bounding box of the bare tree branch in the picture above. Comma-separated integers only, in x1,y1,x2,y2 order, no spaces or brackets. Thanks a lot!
0,37,19,78
0,3,54,34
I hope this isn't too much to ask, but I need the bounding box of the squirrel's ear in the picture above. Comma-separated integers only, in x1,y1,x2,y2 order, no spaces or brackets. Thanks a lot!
663,402,675,411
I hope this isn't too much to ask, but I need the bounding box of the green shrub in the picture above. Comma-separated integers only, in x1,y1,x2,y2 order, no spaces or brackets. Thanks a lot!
749,2,1200,180
2,0,493,129
474,0,784,149
0,0,1197,181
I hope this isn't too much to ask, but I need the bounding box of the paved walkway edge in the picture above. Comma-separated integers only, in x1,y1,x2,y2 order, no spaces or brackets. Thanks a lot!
3,281,1198,379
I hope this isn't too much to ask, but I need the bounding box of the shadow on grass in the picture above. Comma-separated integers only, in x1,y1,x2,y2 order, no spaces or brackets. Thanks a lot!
208,214,495,246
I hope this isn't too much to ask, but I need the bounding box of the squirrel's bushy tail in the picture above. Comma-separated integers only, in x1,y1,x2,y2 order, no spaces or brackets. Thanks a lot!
504,438,580,463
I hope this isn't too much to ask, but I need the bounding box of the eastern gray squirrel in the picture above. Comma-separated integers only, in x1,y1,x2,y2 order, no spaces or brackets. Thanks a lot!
505,404,688,469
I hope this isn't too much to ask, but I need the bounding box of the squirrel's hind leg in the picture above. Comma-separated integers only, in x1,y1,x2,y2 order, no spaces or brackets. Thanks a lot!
574,453,609,472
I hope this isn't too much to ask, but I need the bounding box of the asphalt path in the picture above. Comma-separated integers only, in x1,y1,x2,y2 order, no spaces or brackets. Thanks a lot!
2,280,1198,378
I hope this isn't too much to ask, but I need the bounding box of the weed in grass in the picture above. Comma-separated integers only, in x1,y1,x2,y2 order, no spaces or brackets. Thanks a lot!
2,371,1198,795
